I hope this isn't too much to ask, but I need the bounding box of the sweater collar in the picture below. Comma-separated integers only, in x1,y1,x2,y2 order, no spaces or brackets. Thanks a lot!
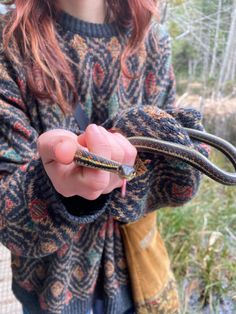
56,10,119,38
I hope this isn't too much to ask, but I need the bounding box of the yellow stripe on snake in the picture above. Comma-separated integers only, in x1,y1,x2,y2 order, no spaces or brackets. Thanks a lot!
74,106,236,186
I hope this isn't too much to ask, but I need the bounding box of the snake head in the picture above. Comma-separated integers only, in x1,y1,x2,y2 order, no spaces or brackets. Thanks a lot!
118,165,136,181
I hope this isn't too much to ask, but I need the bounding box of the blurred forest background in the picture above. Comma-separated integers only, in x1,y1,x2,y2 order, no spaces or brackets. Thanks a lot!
160,0,236,144
157,1,236,313
0,1,235,313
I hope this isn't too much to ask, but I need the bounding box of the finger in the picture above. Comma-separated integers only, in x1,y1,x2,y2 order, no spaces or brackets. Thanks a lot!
79,124,111,190
45,162,102,200
98,126,125,163
37,129,78,165
112,132,137,166
97,128,127,194
77,133,87,147
45,161,77,196
54,140,78,165
85,124,111,158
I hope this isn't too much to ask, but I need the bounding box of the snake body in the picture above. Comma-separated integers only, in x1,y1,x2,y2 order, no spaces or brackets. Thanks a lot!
74,128,236,186
75,149,137,180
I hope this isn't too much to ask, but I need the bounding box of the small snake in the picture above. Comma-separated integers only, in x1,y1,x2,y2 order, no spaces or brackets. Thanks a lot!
74,128,236,187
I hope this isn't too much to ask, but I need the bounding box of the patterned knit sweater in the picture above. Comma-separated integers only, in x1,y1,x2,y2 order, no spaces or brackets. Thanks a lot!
0,10,208,314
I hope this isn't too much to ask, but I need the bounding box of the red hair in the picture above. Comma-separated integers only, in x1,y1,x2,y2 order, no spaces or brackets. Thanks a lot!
2,0,157,112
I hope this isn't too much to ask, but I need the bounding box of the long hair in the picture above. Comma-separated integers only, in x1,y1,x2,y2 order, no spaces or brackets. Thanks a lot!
2,0,157,112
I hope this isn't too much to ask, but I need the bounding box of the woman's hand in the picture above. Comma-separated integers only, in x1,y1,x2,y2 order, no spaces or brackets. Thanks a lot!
37,125,137,200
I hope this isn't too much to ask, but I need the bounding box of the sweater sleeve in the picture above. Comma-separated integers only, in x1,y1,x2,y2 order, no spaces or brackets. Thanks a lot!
0,53,109,259
105,27,209,223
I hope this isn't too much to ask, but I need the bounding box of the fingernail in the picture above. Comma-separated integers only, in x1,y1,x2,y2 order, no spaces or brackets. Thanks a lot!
88,124,99,134
98,126,107,135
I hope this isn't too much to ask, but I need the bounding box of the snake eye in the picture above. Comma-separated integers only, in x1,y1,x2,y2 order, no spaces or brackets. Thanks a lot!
118,165,136,181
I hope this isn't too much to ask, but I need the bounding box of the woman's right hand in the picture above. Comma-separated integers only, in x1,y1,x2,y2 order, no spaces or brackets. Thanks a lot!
37,125,137,200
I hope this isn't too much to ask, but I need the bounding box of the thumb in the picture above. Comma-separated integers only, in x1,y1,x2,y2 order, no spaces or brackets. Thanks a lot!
37,129,78,165
54,139,78,164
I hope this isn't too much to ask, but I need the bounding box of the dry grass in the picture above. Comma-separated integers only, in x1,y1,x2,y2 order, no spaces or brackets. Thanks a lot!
157,151,236,313
177,96,236,147
178,95,236,116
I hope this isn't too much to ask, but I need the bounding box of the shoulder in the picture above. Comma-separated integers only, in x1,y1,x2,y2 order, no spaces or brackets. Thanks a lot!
0,11,25,75
145,21,172,58
150,21,170,39
0,14,6,41
0,16,13,78
0,13,28,108
0,12,13,58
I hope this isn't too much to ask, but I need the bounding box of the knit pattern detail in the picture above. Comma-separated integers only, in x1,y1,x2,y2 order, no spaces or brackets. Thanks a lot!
0,14,208,314
136,274,180,314
56,11,119,38
103,106,206,223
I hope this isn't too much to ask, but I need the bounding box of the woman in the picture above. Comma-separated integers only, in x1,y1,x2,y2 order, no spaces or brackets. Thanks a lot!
0,0,208,313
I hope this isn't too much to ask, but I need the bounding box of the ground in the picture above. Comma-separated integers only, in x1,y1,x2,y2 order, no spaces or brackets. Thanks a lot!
0,244,22,314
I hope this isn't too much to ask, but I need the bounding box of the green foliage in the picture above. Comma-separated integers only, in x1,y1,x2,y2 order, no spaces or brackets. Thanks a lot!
222,80,236,95
157,151,236,312
168,21,183,38
170,0,186,7
172,40,198,76
168,0,236,96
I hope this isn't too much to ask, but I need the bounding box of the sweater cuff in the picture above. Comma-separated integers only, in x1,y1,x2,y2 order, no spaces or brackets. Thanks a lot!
59,194,111,217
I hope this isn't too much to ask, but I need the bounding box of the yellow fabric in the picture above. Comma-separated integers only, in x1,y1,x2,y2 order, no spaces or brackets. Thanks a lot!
120,212,180,314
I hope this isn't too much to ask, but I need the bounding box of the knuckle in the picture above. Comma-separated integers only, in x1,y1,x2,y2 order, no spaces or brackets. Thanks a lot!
97,143,111,154
124,145,137,164
113,147,125,163
84,191,102,201
130,145,138,159
88,173,110,191
103,176,122,194
89,140,111,157
98,126,107,134
113,133,137,163
54,185,73,197
62,191,74,198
